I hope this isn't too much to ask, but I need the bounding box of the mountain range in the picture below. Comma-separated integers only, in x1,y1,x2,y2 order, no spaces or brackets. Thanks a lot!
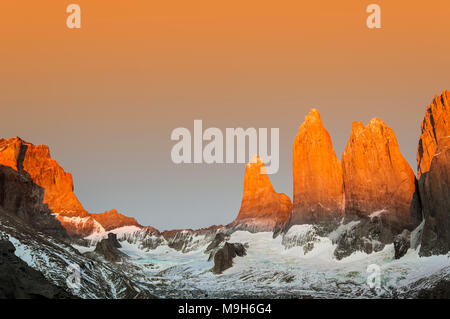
0,91,448,298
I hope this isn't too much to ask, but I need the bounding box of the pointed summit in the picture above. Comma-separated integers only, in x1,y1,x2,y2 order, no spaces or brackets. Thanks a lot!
289,109,344,227
230,155,292,232
417,90,450,177
342,118,421,230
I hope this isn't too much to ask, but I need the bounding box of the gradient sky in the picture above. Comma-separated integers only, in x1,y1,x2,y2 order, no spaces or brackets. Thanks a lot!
1,1,449,230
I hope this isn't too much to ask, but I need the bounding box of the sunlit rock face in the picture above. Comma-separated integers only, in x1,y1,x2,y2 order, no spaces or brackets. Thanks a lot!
417,91,450,256
341,119,421,231
229,155,292,232
0,137,87,218
417,91,450,178
0,138,98,237
90,209,140,231
290,109,344,227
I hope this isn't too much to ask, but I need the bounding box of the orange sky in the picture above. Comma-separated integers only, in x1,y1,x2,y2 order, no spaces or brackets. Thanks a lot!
1,1,449,230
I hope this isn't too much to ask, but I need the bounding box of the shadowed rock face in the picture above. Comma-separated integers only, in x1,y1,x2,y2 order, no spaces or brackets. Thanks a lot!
0,138,94,237
417,91,450,178
0,165,68,239
0,138,140,237
416,91,450,257
419,137,450,256
229,155,292,232
93,233,126,262
341,119,421,231
394,230,411,260
291,109,344,226
0,137,87,218
211,242,247,274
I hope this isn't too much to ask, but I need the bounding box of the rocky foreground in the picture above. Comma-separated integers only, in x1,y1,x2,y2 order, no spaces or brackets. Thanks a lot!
0,91,449,298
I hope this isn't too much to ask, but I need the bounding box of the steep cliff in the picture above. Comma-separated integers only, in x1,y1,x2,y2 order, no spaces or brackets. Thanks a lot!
290,109,344,227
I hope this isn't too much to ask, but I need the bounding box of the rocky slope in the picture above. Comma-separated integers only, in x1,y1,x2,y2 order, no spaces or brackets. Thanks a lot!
0,235,73,299
291,109,344,227
228,155,292,233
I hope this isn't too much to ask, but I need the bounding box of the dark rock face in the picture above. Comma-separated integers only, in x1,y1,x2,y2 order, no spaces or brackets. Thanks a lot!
93,233,126,262
417,280,450,299
205,232,229,254
211,243,247,274
333,218,394,260
0,165,68,239
419,137,450,256
394,230,411,260
162,226,223,253
0,238,73,299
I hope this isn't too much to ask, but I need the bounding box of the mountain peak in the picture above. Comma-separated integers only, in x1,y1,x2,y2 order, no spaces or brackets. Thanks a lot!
417,90,450,177
342,119,420,230
230,156,291,232
290,109,344,227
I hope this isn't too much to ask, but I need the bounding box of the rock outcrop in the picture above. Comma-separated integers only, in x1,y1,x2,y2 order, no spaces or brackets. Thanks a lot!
211,242,247,274
394,230,411,260
229,155,292,232
92,233,126,262
161,226,223,253
419,137,450,256
341,119,421,232
291,109,344,227
90,209,140,231
0,237,73,298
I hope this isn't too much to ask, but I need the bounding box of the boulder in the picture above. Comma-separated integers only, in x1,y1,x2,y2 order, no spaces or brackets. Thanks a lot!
211,242,247,274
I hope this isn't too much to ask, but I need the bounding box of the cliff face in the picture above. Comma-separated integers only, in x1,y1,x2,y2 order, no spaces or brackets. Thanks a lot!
0,138,139,237
417,91,450,177
0,137,88,217
417,91,450,256
0,164,68,239
230,155,292,232
341,119,421,231
419,137,450,256
290,109,344,226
